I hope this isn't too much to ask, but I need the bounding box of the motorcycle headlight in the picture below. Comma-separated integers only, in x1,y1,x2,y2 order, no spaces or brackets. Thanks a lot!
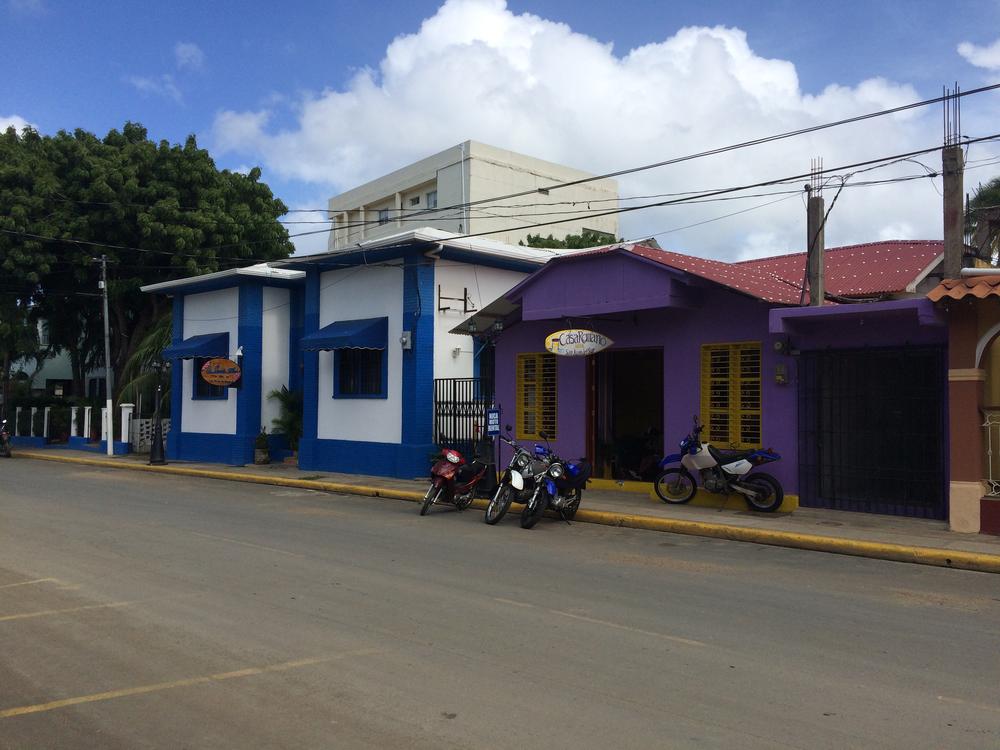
444,449,461,464
548,462,564,479
515,452,530,469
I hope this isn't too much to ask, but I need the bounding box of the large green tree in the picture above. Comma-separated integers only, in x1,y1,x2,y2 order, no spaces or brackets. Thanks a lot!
0,122,294,398
520,229,619,249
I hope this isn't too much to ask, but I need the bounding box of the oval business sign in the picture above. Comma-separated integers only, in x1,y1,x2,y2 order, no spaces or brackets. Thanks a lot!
544,329,613,357
201,357,242,387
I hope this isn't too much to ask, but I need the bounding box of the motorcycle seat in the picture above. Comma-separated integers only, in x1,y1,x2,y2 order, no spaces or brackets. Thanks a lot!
708,445,756,464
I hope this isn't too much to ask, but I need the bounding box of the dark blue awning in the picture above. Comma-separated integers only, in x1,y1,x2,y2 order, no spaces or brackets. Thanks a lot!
300,317,388,351
160,332,231,360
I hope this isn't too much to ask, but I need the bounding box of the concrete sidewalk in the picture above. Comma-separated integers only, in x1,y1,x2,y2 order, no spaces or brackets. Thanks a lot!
13,448,1000,573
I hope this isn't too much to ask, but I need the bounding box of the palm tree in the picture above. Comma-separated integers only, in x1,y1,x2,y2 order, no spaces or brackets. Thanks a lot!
118,313,172,415
267,385,302,452
967,176,1000,263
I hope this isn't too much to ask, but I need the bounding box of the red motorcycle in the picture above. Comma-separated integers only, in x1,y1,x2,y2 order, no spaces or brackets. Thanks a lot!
420,447,489,516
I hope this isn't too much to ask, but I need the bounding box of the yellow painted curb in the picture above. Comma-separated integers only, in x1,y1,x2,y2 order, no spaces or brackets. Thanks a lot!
15,451,1000,574
587,477,799,512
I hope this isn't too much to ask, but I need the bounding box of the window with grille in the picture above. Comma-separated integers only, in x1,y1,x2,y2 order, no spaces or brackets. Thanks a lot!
700,343,761,449
335,349,386,398
516,353,557,440
193,357,228,400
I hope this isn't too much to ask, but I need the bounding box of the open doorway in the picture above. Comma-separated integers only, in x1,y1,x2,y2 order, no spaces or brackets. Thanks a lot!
592,348,663,480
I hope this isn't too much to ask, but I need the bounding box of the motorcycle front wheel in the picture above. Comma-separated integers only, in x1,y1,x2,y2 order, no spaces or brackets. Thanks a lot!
419,484,444,516
520,495,547,529
654,468,697,504
484,484,513,525
562,489,582,520
741,472,784,513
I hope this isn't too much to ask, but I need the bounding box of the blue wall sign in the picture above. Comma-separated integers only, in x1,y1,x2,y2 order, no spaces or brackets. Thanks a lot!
486,408,500,437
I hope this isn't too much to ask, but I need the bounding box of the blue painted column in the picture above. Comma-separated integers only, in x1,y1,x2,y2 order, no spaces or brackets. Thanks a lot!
400,253,436,474
299,271,321,467
167,296,184,459
233,282,263,465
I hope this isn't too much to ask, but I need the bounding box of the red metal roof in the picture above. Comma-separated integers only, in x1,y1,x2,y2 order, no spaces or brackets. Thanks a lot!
565,240,943,305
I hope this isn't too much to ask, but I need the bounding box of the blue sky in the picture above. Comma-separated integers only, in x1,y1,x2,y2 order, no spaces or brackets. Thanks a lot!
3,0,1000,258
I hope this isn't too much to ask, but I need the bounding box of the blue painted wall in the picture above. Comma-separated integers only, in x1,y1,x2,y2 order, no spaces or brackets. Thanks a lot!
232,282,264,465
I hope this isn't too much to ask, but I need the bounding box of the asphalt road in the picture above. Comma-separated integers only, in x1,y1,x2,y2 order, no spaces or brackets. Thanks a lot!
1,458,999,749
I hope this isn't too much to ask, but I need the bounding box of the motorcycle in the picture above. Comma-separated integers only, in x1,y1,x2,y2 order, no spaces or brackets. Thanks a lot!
653,416,783,512
419,446,489,516
484,427,552,525
0,419,10,458
519,433,592,529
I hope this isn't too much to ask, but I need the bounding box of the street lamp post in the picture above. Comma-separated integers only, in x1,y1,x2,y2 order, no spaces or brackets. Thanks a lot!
149,359,167,465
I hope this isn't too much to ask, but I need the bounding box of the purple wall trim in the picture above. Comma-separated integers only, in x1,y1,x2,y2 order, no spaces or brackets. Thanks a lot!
495,266,948,497
770,298,945,334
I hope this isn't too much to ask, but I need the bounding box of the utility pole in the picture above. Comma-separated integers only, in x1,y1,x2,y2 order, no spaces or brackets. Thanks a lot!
942,84,964,279
98,255,114,456
806,158,826,306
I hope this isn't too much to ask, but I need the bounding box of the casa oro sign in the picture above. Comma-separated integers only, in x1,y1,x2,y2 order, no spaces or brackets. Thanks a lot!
200,357,242,387
544,329,613,357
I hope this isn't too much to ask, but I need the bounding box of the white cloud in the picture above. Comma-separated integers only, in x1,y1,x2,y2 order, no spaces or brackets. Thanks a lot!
1,113,35,132
175,41,205,71
212,0,1000,260
958,37,1000,70
127,74,182,104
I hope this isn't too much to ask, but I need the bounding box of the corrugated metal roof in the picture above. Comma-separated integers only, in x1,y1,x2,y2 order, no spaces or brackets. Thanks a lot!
927,275,1000,301
565,240,943,305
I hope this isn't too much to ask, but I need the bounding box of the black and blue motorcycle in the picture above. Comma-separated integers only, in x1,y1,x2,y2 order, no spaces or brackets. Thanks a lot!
519,432,592,529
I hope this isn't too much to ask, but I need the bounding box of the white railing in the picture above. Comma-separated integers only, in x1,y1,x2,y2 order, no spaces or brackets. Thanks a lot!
983,409,1000,496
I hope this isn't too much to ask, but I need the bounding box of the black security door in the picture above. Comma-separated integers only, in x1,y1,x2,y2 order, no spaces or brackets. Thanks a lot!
798,347,946,519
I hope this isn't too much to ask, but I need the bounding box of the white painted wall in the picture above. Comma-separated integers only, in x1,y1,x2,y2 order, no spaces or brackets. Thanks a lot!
182,287,239,435
316,265,403,443
434,262,527,381
261,287,291,433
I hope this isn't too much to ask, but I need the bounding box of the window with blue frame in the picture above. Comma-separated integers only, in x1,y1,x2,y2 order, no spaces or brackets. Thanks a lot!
193,357,228,400
334,348,387,398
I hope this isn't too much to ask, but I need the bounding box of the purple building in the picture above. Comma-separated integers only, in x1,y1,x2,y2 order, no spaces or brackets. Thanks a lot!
459,241,949,519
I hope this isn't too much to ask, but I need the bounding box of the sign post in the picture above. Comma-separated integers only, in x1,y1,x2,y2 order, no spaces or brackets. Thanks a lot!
486,406,501,493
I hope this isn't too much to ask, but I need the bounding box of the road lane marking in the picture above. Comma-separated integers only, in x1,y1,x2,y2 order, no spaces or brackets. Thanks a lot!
0,578,59,590
547,609,706,647
938,695,1000,714
0,649,380,719
493,596,705,647
0,600,136,622
189,531,305,558
493,597,536,608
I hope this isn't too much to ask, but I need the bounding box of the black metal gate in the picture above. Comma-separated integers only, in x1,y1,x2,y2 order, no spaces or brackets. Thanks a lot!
433,378,494,456
798,347,946,519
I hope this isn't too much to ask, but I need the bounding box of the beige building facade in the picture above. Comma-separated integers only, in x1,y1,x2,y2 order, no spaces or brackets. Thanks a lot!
327,141,619,250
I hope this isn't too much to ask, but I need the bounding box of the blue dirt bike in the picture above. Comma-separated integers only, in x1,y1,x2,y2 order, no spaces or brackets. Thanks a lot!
653,417,784,512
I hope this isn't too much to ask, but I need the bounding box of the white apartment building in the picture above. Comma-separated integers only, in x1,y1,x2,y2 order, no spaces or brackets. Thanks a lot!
327,141,619,250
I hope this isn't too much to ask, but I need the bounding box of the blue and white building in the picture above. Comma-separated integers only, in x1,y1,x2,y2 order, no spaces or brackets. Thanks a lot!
142,229,551,477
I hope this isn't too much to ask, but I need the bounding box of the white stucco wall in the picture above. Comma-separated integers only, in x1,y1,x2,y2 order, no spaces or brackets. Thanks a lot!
182,287,239,435
328,141,618,249
434,263,527,381
316,265,403,443
261,287,291,433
